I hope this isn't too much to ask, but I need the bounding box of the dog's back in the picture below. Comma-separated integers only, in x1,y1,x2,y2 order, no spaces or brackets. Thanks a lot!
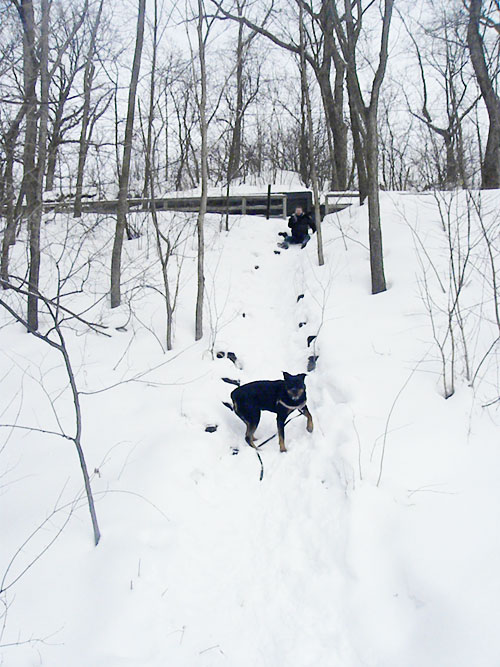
231,379,284,414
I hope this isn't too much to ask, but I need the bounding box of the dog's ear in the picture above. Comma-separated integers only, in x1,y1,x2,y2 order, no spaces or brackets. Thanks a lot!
282,371,291,381
299,373,307,381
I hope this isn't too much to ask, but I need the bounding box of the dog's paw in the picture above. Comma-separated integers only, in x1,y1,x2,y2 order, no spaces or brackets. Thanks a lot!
307,421,314,433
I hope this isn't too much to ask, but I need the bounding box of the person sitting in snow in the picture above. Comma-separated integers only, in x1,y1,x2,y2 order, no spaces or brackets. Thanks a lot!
278,206,316,249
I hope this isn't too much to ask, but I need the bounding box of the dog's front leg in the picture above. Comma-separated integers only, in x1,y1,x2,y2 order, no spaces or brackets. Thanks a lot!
277,413,287,452
300,405,314,433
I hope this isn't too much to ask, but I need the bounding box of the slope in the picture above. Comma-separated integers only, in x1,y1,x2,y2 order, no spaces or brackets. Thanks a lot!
1,192,500,666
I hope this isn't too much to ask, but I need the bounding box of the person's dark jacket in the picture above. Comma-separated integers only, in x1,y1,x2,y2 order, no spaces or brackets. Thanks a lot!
288,211,316,241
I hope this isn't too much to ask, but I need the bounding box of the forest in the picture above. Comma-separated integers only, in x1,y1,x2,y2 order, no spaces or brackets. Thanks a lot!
1,1,500,665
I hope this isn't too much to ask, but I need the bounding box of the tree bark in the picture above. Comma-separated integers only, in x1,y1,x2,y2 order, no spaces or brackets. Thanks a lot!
366,113,386,293
110,0,146,308
467,0,500,188
142,0,158,203
195,0,208,341
332,0,393,294
1,105,26,286
74,0,104,217
299,4,324,266
226,1,245,186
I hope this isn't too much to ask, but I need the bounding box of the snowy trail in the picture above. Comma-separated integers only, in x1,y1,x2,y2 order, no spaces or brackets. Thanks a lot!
137,217,354,666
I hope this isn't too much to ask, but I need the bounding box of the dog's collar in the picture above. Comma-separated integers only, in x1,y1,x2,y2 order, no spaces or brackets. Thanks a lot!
277,399,306,411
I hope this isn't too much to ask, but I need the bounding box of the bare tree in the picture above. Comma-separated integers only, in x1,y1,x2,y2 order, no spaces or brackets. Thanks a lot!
74,0,107,217
194,0,209,341
110,0,146,308
298,3,324,266
17,0,41,331
1,105,27,286
0,278,102,545
211,0,349,190
467,0,500,188
331,0,394,294
141,0,159,203
402,7,478,190
225,0,260,189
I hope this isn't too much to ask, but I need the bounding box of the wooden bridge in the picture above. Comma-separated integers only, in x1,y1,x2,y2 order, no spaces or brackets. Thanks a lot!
43,193,291,218
5,190,358,220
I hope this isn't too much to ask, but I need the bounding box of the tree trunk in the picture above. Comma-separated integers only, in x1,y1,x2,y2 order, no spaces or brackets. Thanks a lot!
74,0,104,218
26,0,50,332
299,83,310,186
19,0,41,332
1,107,25,285
226,2,244,186
316,0,348,189
110,0,146,308
142,0,158,203
346,76,368,202
299,4,324,266
331,0,392,292
195,0,208,341
45,82,72,192
467,0,500,188
366,113,386,293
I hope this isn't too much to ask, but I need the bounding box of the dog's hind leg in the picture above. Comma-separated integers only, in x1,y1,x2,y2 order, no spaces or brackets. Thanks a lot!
234,400,260,448
300,405,314,433
277,413,287,452
243,409,260,448
244,420,259,448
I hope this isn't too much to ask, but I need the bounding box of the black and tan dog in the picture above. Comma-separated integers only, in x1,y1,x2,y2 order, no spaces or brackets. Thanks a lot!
227,372,313,452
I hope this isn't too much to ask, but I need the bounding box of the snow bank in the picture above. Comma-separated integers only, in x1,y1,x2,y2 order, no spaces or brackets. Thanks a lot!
1,192,500,665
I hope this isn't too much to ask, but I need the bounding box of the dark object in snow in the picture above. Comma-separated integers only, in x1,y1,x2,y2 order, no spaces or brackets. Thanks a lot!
242,313,246,318
297,294,304,302
307,335,317,347
227,352,238,366
255,265,259,269
216,351,225,359
274,250,281,255
222,377,240,386
228,372,313,453
232,448,239,455
278,231,287,238
299,322,307,328
205,425,218,433
307,355,319,371
115,325,128,332
223,401,234,410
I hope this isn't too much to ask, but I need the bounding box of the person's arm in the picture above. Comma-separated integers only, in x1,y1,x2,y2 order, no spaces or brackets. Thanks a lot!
288,215,295,229
307,214,316,233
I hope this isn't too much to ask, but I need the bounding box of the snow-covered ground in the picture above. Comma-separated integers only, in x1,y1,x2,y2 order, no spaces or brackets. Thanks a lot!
1,191,500,666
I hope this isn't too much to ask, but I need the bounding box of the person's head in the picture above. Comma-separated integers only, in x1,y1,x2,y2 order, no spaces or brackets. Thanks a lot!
295,206,303,216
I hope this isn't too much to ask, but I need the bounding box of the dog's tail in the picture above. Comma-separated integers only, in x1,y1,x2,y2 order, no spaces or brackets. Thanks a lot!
222,401,234,412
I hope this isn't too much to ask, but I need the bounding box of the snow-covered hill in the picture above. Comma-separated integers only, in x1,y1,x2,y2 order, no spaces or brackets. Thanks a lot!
1,192,500,666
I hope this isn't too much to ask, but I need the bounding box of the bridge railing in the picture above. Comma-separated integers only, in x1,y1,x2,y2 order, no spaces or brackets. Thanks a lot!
39,193,289,219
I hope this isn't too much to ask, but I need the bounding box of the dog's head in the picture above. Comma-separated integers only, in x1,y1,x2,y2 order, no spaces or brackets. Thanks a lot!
282,372,307,401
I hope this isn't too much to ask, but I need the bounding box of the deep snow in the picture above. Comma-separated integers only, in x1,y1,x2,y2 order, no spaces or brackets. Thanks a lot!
1,191,500,666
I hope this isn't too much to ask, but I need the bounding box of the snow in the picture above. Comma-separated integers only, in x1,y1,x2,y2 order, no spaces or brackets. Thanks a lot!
162,170,310,199
1,191,500,665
